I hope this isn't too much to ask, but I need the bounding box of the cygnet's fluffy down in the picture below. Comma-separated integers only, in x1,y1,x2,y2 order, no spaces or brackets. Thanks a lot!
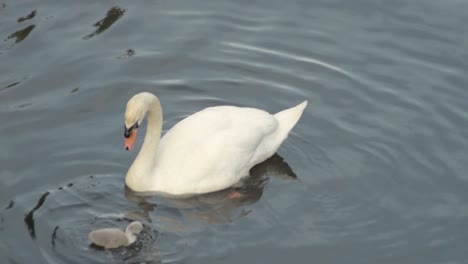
89,221,143,249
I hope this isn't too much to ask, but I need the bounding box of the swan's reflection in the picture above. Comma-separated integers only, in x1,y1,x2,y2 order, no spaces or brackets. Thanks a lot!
83,154,296,263
124,154,297,225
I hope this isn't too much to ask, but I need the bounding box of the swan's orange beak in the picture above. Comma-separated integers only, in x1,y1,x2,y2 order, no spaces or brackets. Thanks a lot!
124,129,137,151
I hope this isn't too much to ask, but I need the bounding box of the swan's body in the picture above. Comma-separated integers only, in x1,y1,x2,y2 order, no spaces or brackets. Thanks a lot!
89,221,143,249
124,92,307,195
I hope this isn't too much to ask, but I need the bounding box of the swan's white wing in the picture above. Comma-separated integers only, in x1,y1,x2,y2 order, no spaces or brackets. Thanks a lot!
153,106,278,194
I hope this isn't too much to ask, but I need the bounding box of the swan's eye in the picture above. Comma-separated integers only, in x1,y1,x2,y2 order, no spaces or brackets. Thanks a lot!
124,122,139,138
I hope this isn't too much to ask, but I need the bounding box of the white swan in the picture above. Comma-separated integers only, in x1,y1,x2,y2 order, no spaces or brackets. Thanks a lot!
124,92,307,195
89,221,143,249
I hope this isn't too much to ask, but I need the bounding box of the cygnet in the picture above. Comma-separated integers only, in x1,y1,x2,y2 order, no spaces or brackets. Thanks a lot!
89,221,143,249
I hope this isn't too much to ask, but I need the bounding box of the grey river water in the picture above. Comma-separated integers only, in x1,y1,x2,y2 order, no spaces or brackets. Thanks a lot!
1,0,468,263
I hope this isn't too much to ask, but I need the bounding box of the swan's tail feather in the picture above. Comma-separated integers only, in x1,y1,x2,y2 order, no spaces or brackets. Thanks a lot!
273,100,308,144
246,100,307,167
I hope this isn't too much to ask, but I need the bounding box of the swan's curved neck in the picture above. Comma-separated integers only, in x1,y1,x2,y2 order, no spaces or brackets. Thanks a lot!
126,95,162,191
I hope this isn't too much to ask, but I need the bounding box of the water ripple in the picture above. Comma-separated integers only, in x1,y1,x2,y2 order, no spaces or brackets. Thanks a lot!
1,0,468,262
222,41,355,78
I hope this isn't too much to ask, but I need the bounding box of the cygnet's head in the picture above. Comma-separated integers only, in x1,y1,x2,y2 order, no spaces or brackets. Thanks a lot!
126,221,144,235
124,221,144,245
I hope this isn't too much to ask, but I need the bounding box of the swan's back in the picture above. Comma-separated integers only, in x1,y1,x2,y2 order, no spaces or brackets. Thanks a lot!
165,106,277,142
152,102,307,194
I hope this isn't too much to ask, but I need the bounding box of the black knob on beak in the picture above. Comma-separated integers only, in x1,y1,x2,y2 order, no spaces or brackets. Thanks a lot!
124,122,139,138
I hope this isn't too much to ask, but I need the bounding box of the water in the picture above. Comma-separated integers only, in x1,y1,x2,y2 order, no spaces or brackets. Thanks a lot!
1,0,468,263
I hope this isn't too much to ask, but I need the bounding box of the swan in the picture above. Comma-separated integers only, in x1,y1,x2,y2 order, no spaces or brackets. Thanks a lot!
124,92,307,195
88,221,143,249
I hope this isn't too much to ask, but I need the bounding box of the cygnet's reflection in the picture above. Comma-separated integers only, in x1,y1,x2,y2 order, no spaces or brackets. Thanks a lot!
124,154,296,225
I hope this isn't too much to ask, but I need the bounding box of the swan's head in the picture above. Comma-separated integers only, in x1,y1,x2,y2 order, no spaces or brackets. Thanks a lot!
124,92,161,151
124,93,149,150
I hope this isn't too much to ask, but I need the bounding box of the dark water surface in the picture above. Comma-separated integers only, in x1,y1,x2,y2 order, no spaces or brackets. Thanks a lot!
1,0,468,263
